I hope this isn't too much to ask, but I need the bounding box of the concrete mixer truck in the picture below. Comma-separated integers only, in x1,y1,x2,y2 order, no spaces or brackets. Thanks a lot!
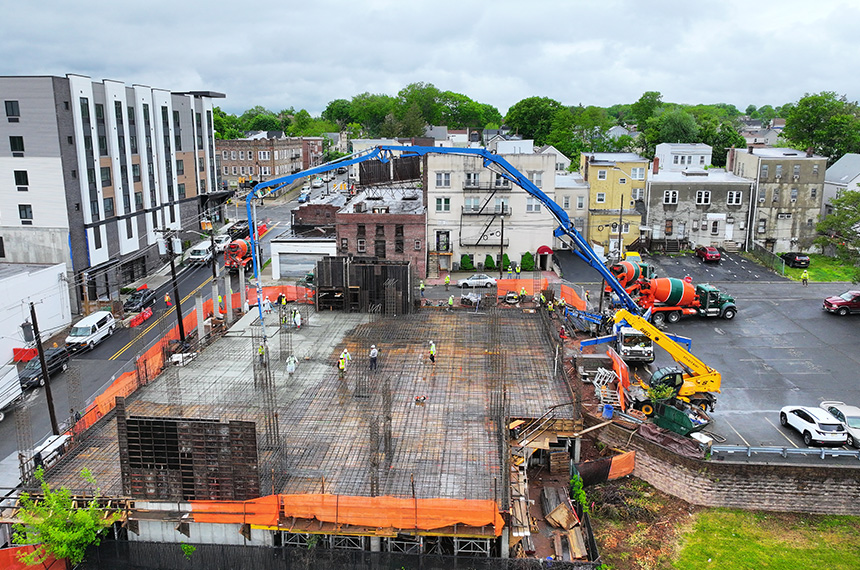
639,277,737,326
224,239,254,272
606,259,658,296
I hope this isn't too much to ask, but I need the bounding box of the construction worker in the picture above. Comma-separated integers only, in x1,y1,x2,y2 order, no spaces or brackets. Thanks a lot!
258,344,266,366
341,347,352,364
419,280,426,297
294,309,302,330
369,345,379,371
338,354,346,377
164,293,172,308
428,341,436,364
547,300,554,314
444,274,450,291
448,295,454,310
558,297,566,311
515,264,521,277
277,292,286,305
800,269,809,287
540,292,546,308
520,286,527,302
217,294,223,311
285,354,298,375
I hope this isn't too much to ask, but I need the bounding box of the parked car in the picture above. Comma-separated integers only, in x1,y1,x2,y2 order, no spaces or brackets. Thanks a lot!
123,288,157,313
213,234,232,253
779,405,848,446
297,192,311,204
336,166,347,174
19,347,70,390
822,290,860,316
819,401,860,448
65,311,116,353
311,177,324,188
694,246,721,263
457,274,497,288
781,252,810,268
227,220,250,240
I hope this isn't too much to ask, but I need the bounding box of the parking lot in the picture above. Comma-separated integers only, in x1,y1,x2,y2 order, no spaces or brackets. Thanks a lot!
644,250,787,284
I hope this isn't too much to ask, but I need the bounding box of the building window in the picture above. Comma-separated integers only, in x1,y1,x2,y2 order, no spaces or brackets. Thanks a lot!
464,196,480,211
231,151,236,160
231,166,237,175
376,225,385,237
563,196,570,209
711,221,719,234
103,197,114,217
526,197,541,213
811,187,817,199
0,237,4,257
494,197,509,213
619,178,627,184
663,190,678,204
133,163,141,182
631,188,644,200
135,192,143,208
596,192,606,204
80,97,90,119
772,188,779,202
395,239,404,253
576,195,584,209
673,156,679,164
374,240,386,258
529,172,542,188
340,237,348,252
176,159,184,175
757,218,766,233
14,170,28,189
435,172,451,187
222,150,229,160
807,218,814,228
695,191,711,205
9,136,24,154
435,197,450,212
760,164,768,179
597,170,607,180
793,165,800,178
758,187,766,202
494,173,509,187
813,164,819,176
178,183,186,199
465,172,480,186
98,135,108,156
19,204,33,225
240,166,246,175
101,166,112,186
95,103,104,120
790,188,798,202
258,151,270,160
700,156,705,165
414,239,421,250
665,219,673,235
775,164,783,178
727,191,743,205
5,100,20,121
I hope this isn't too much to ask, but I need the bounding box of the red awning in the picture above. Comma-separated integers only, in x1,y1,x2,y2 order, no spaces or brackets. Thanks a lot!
536,245,554,255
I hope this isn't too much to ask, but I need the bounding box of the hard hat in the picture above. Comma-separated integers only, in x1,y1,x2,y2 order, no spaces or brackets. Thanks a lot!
371,345,376,349
429,340,434,344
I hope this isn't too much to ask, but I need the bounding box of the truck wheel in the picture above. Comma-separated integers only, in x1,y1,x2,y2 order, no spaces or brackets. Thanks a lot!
723,307,737,320
652,313,666,326
667,311,681,324
838,307,849,316
640,403,655,417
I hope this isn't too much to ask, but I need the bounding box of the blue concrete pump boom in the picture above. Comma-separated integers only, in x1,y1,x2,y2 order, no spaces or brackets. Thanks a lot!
246,145,641,334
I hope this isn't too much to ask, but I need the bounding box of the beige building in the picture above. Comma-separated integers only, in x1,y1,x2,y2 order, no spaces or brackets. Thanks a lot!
727,147,827,252
217,132,303,191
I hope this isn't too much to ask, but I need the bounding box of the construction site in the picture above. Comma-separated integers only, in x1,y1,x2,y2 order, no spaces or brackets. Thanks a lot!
16,276,602,567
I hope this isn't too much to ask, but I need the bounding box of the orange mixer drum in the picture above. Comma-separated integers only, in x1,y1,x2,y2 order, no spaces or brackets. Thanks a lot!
648,278,697,305
609,261,641,286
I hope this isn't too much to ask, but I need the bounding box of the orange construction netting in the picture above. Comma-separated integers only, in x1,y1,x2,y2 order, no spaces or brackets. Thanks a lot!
559,284,586,311
495,278,548,296
191,494,505,535
608,347,628,411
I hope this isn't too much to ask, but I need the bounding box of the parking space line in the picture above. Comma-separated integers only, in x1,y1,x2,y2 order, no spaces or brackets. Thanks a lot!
723,418,750,446
764,416,798,447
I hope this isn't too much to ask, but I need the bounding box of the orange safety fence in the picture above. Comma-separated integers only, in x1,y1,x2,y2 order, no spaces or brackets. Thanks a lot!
559,284,586,311
191,494,505,536
607,451,636,480
607,347,628,411
495,278,548,296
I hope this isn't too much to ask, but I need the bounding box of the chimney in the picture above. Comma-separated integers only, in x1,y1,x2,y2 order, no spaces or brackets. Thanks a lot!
806,147,814,158
727,146,735,171
652,157,660,174
748,146,754,154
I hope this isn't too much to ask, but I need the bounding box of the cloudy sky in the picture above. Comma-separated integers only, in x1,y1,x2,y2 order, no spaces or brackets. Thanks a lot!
3,1,856,117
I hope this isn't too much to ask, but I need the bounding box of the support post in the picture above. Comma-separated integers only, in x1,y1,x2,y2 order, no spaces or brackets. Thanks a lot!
29,303,59,436
166,234,186,343
225,282,233,324
195,295,204,343
239,264,246,309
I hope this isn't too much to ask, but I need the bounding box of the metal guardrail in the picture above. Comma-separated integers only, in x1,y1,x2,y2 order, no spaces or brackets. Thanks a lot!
712,445,860,460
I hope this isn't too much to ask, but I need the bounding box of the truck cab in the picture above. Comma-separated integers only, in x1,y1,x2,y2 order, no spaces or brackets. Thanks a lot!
616,327,655,363
696,284,737,320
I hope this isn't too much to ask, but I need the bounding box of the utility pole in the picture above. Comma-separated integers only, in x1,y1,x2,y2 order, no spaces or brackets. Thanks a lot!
159,230,186,344
29,302,59,436
499,217,504,280
617,193,625,263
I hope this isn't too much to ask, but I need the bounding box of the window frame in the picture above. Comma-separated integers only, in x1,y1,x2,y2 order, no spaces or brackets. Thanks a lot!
663,190,678,204
596,192,606,204
435,197,451,212
19,204,33,224
695,190,711,205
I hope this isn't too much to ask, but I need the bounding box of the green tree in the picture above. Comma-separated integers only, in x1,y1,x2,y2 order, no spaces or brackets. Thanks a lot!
322,98,354,127
397,82,442,125
520,251,535,271
501,253,511,270
460,254,474,271
505,97,564,144
783,92,860,163
379,112,400,138
212,107,243,139
745,104,758,117
815,189,860,278
14,467,121,567
642,108,700,156
630,91,663,132
483,254,496,270
757,104,777,124
350,92,397,137
399,103,426,137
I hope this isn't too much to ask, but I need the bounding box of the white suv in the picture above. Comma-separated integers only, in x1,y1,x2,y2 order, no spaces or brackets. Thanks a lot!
779,405,848,446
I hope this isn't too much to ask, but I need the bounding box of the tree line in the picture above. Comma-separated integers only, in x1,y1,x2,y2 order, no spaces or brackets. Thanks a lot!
214,85,860,168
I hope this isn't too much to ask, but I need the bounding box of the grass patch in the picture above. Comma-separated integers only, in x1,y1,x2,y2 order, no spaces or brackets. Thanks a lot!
674,509,860,570
784,253,858,282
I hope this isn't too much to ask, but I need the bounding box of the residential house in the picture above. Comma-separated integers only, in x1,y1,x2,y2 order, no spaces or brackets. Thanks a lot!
301,137,324,170
424,149,557,275
728,146,827,252
0,74,224,312
823,152,860,217
579,152,648,258
336,187,426,277
554,172,589,245
217,132,303,191
646,167,751,251
741,128,780,147
537,145,571,172
654,143,712,171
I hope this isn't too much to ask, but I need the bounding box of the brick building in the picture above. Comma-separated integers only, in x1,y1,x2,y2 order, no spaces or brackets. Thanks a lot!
217,131,303,191
336,188,426,278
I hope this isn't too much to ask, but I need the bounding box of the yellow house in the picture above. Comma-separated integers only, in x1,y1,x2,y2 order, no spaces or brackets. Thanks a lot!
579,152,648,257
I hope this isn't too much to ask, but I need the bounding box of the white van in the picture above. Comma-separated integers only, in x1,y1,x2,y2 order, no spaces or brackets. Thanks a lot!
65,311,116,352
186,241,213,265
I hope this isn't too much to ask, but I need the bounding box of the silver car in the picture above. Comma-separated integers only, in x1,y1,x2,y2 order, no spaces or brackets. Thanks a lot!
819,401,860,448
457,274,497,288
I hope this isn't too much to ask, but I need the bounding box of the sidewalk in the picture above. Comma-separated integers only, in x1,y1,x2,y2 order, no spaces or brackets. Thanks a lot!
424,270,562,286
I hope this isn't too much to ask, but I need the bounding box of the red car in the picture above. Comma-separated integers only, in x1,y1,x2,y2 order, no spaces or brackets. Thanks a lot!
823,290,860,316
695,246,721,263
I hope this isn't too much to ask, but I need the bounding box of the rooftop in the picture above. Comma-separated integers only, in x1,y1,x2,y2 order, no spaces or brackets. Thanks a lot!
339,187,425,215
748,147,825,160
555,172,588,189
649,169,750,183
0,262,63,280
44,308,572,500
825,153,860,184
584,152,647,164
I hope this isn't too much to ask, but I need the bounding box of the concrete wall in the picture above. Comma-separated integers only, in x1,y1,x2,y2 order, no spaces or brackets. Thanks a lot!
597,423,860,515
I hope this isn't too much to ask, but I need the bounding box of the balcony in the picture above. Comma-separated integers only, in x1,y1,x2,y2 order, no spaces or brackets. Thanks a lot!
461,205,511,216
463,181,513,192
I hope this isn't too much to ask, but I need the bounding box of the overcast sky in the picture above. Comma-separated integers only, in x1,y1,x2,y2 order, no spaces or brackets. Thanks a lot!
3,1,857,117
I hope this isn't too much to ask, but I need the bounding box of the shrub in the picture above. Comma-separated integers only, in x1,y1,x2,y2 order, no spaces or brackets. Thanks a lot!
502,253,511,270
484,255,496,270
520,251,535,271
460,254,474,271
569,474,589,513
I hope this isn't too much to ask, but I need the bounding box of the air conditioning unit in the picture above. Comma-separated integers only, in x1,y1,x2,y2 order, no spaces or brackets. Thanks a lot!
793,175,799,181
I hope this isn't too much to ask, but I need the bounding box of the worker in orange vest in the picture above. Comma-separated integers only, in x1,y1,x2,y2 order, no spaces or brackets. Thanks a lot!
164,293,172,308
